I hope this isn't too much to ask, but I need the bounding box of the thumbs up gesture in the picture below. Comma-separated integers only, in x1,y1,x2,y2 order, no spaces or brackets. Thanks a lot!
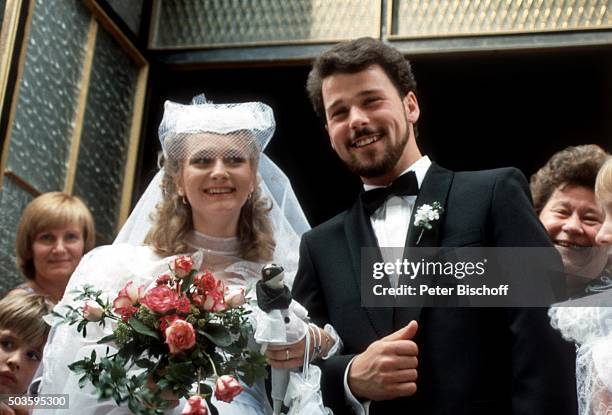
348,320,419,401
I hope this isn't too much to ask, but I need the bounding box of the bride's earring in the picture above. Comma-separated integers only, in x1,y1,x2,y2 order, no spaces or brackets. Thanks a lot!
178,189,188,205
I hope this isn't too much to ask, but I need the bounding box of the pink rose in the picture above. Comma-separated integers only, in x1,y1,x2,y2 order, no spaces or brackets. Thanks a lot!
202,289,227,312
141,285,179,314
172,256,194,278
181,396,208,415
191,294,205,309
83,302,104,321
113,281,144,319
194,272,226,312
225,289,246,308
214,375,243,403
118,281,144,303
165,319,196,354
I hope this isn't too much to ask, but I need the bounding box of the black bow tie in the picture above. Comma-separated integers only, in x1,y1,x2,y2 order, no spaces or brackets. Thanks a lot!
361,171,419,215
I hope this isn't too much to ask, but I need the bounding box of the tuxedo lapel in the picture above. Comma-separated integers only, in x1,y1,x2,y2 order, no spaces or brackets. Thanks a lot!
406,163,454,248
393,164,454,329
344,199,394,338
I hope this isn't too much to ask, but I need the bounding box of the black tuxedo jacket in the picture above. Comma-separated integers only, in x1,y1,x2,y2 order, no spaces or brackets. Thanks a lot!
292,164,577,415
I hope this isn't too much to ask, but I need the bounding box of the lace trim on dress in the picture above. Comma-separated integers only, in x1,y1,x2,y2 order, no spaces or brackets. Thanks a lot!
185,230,240,256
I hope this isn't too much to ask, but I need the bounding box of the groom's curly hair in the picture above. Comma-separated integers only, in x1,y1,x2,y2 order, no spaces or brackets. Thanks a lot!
530,144,609,215
306,37,418,121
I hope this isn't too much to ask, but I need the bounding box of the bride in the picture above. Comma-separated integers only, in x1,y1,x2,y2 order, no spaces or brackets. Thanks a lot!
36,96,338,414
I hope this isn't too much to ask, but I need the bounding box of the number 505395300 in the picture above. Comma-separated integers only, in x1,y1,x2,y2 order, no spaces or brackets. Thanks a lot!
2,394,69,409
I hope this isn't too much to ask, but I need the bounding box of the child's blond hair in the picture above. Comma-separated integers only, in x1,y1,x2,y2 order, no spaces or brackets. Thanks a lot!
0,293,53,347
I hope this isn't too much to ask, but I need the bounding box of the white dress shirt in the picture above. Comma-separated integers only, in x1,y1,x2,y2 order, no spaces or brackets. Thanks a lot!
343,156,432,415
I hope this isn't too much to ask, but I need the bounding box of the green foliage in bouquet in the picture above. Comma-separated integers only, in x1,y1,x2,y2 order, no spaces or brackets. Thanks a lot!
54,255,267,414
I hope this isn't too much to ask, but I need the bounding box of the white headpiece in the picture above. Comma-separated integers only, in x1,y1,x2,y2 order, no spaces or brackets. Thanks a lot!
159,94,275,160
115,95,309,284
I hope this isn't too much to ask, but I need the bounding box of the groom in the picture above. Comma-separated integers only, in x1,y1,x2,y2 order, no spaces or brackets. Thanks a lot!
292,38,577,414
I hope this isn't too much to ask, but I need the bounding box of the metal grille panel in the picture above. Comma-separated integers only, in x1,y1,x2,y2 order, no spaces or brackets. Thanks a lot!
151,0,381,48
6,0,89,192
73,28,138,245
106,0,143,35
0,0,6,32
0,177,33,292
392,0,611,38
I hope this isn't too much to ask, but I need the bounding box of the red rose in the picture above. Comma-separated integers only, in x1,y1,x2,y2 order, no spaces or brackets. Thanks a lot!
165,319,196,354
195,271,217,292
181,396,208,415
176,295,190,314
156,274,172,286
214,375,243,403
141,285,180,314
173,256,194,278
113,281,144,319
122,305,138,322
159,314,179,334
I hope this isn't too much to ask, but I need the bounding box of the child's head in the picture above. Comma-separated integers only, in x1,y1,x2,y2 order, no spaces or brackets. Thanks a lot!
0,293,53,394
595,157,612,246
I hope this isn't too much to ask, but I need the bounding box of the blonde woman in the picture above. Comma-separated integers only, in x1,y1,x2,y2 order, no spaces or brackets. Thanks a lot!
8,192,95,302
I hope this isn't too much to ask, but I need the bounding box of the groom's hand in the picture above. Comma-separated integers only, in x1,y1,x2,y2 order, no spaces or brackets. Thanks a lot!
348,320,419,401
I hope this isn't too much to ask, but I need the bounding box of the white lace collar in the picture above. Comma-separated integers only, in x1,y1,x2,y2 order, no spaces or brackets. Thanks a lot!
185,230,240,257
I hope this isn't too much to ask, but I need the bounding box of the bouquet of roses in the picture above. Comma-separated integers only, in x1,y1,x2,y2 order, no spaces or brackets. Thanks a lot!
55,254,267,415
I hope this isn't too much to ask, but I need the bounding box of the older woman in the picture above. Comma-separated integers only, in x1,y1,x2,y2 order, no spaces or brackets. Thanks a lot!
37,96,336,415
8,192,95,302
549,157,612,415
530,145,610,296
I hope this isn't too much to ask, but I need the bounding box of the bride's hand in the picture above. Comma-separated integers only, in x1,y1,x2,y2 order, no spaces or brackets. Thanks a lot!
265,336,308,369
265,325,334,369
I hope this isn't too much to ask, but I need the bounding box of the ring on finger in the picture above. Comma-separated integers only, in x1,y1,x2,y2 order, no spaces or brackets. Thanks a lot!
285,349,290,361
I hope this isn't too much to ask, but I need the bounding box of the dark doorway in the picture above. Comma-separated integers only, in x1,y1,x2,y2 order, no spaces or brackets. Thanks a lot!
140,47,612,227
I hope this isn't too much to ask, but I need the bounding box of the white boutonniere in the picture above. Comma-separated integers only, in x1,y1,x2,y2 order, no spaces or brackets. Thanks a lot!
414,201,444,245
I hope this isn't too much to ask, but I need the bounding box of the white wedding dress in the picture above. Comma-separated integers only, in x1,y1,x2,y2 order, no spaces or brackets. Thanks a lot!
549,296,612,415
36,232,282,414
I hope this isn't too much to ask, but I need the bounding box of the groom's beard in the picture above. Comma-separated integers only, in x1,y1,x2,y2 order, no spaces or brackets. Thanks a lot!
344,124,409,179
